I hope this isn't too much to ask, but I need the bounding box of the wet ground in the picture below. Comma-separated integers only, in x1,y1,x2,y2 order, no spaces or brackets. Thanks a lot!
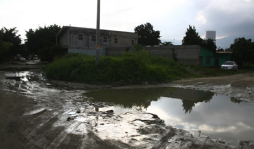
84,88,254,143
0,61,254,149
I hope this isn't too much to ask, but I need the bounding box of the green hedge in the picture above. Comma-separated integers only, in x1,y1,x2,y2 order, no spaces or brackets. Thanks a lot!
44,52,193,84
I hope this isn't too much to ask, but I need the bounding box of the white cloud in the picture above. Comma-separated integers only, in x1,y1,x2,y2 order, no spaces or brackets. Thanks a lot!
216,36,228,40
196,12,207,24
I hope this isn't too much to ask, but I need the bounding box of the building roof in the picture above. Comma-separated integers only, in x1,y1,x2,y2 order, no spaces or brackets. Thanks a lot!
56,26,137,38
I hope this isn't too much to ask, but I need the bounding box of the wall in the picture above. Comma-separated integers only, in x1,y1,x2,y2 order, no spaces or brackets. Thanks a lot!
199,46,214,67
109,31,138,47
69,48,106,56
68,27,111,49
106,45,200,65
58,29,69,48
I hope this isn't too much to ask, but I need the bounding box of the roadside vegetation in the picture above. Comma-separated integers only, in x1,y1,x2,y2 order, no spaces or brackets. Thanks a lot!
45,51,252,85
45,50,254,85
44,51,194,85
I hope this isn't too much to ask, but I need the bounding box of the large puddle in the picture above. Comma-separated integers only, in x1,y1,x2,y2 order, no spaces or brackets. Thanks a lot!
84,87,254,142
2,70,254,144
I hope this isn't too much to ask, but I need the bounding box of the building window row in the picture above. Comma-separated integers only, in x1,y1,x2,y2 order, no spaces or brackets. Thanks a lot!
78,34,135,45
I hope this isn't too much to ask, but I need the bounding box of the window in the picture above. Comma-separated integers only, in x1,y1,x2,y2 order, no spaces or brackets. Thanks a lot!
92,36,96,41
206,56,211,64
131,40,135,45
78,34,83,40
114,38,118,43
103,37,108,43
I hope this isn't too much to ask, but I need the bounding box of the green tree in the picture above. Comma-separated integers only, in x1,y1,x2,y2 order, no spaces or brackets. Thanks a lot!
230,37,254,68
25,24,64,61
182,25,203,45
0,33,13,62
201,38,217,54
134,22,161,46
0,27,22,56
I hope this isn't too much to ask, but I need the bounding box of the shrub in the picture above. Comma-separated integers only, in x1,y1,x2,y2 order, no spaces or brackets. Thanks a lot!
44,52,193,84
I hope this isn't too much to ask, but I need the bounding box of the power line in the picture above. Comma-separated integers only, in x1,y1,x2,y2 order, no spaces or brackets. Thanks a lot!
80,0,162,22
80,7,136,22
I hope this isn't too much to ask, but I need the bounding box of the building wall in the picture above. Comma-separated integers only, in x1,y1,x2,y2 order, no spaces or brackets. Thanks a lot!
109,31,138,47
174,45,200,65
58,29,69,48
106,45,200,65
217,53,232,66
58,27,138,50
68,27,111,49
199,46,214,67
68,48,106,56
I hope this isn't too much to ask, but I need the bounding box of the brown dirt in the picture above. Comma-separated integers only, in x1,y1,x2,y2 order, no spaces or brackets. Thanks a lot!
173,73,254,88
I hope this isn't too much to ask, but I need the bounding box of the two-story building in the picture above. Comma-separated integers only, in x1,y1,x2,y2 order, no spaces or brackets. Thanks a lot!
56,26,138,56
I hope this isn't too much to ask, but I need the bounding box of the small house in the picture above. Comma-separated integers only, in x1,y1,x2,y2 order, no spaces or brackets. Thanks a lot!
216,51,233,66
199,47,233,67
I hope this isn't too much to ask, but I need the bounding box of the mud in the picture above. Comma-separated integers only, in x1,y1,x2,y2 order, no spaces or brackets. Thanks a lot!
170,73,254,102
0,62,254,149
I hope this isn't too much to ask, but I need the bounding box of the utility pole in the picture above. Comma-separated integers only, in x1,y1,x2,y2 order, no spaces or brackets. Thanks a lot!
95,0,100,65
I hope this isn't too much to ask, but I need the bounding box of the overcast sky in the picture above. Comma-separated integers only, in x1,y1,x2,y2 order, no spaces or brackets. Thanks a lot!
1,0,254,48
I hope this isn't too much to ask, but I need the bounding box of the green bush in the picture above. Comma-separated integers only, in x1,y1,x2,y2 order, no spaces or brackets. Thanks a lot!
44,52,193,84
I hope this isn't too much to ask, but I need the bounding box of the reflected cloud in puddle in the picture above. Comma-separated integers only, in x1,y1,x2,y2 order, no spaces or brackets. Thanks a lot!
84,87,254,142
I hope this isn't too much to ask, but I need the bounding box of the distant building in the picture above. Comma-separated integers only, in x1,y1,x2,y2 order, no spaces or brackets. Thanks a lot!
56,26,138,56
205,31,216,41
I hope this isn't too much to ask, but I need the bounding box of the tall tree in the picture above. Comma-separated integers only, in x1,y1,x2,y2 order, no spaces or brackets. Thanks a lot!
0,27,22,56
134,22,161,46
230,37,254,68
25,24,61,55
0,30,13,62
182,25,203,45
25,24,64,61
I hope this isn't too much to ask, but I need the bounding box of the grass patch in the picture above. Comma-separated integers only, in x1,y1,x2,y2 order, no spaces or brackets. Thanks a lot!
44,52,194,85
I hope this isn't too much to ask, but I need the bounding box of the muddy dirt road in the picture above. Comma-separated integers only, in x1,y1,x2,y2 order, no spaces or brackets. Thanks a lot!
170,73,254,102
0,62,254,149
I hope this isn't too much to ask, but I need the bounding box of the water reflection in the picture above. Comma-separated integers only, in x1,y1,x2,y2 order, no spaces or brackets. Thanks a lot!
84,87,254,142
84,88,213,114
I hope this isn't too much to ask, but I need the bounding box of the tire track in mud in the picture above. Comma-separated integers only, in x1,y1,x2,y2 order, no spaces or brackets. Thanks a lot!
24,112,60,148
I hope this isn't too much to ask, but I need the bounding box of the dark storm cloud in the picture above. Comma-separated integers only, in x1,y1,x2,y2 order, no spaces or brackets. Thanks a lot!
193,0,254,48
